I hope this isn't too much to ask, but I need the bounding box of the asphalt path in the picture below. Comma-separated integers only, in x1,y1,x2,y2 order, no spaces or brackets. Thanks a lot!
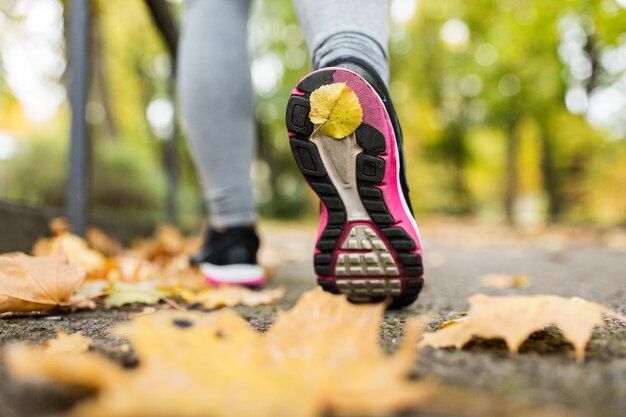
0,221,624,417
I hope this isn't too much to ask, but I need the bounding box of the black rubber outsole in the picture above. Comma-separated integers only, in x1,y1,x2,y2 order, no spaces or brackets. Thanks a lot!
286,69,424,308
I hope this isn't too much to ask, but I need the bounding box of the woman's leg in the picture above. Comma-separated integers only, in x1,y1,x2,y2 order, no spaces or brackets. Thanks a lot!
178,0,255,228
292,0,390,85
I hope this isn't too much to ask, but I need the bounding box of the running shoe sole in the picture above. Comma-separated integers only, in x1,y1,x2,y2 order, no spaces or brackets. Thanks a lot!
286,68,424,307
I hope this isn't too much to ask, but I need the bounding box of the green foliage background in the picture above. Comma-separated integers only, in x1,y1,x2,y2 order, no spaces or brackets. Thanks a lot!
1,0,626,228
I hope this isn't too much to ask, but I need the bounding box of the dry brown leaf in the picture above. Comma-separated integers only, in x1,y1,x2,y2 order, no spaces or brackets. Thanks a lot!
187,286,285,309
420,294,624,362
0,252,85,313
33,233,107,278
6,288,432,417
43,329,92,355
149,225,186,256
49,217,70,236
106,255,158,282
481,274,530,289
87,227,123,257
131,225,194,261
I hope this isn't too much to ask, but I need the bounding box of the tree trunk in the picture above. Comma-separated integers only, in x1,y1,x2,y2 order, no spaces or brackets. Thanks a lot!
539,119,560,222
90,10,118,138
450,126,472,215
504,115,518,226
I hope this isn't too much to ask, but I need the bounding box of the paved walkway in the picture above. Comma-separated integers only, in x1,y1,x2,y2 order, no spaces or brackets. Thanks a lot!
0,221,624,416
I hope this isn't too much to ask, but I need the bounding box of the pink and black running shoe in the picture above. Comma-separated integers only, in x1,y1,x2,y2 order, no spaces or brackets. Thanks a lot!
286,61,424,307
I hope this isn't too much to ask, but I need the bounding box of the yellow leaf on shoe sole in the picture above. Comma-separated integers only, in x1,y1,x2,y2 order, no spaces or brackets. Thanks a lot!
309,82,363,139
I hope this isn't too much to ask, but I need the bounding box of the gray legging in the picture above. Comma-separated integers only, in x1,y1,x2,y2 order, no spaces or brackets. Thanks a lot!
178,0,390,228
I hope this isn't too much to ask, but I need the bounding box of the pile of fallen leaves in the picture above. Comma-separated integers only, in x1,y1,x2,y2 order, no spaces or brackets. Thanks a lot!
0,219,283,315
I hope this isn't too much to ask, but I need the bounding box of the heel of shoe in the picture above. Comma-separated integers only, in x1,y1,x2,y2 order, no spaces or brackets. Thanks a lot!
317,277,423,307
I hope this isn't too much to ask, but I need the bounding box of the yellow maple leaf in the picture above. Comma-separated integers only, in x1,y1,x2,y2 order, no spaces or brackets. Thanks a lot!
309,82,363,139
420,294,625,362
5,288,432,417
0,252,85,313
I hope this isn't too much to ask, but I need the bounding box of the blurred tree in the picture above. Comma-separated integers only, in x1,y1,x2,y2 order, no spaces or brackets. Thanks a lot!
396,0,626,225
1,0,626,228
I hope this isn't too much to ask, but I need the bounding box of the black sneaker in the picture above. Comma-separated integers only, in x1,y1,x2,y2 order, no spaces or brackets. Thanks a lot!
285,62,424,308
190,226,265,286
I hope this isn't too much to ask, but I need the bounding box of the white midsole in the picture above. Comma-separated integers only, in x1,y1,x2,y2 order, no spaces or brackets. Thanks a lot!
311,131,370,222
199,263,265,284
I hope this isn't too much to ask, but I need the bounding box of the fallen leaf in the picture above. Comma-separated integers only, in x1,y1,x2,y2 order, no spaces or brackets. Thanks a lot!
33,234,107,278
131,225,195,261
187,286,285,309
7,345,125,390
153,225,186,255
107,255,158,282
0,252,85,313
87,227,123,257
159,264,206,292
44,329,92,355
420,294,624,362
309,82,363,139
481,274,530,289
49,217,70,236
6,288,432,417
104,282,170,307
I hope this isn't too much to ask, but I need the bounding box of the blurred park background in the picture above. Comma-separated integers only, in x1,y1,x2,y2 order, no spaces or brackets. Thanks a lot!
1,0,626,243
